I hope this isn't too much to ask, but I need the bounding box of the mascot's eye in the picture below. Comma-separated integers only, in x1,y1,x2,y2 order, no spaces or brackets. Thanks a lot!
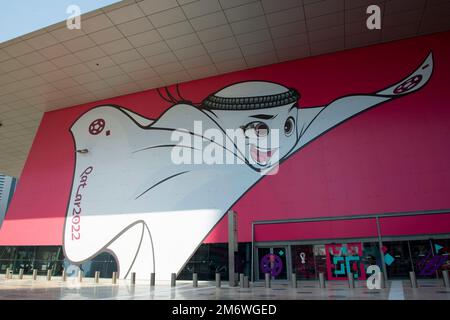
284,117,295,136
242,121,269,137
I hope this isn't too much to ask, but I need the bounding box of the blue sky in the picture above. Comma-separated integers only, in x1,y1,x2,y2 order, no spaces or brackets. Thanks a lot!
0,0,120,43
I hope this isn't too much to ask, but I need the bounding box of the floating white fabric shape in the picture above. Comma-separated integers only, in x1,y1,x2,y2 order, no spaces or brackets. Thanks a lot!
63,53,433,280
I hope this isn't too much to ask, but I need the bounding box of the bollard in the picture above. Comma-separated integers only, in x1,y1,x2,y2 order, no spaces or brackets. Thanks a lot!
150,273,155,286
319,272,326,288
348,272,355,288
228,273,237,287
192,273,198,287
443,270,450,288
5,268,10,279
130,272,136,286
112,272,117,284
379,272,386,289
215,273,221,288
239,273,244,288
170,273,176,287
234,273,238,286
291,273,297,288
47,269,52,281
19,268,24,280
244,276,249,288
410,271,418,288
32,269,37,280
95,271,100,283
77,270,83,283
264,273,271,288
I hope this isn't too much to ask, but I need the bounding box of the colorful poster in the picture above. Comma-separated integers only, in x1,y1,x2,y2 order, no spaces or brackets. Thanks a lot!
326,243,366,281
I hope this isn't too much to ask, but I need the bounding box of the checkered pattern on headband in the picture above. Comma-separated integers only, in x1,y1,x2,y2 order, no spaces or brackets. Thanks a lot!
201,88,299,110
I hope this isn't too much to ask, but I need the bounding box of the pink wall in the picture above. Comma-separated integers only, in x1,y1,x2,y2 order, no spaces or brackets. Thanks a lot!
1,31,450,246
255,219,378,242
379,213,450,237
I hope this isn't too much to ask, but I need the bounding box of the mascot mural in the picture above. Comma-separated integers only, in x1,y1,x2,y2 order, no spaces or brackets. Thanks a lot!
63,53,433,280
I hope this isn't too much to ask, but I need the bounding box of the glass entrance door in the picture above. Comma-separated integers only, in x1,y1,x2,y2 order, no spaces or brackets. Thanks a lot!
257,246,288,280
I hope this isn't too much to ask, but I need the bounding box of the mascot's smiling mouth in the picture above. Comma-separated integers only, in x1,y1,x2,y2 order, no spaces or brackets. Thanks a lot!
250,144,277,166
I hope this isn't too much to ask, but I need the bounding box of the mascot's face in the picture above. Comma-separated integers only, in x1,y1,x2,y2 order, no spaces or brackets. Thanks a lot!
201,81,300,172
209,104,299,171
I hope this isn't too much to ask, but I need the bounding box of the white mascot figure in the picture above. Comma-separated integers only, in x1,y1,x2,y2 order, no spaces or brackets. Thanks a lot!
63,53,433,280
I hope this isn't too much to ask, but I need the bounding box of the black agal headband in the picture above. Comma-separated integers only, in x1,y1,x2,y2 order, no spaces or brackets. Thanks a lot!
202,88,300,110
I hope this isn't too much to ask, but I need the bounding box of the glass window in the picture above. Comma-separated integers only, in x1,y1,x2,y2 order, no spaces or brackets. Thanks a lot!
77,252,117,278
257,247,270,280
429,239,450,277
325,243,366,280
0,246,15,272
313,245,328,279
236,243,251,277
178,244,229,281
409,240,434,278
383,241,412,279
362,242,381,269
34,246,63,275
291,245,316,280
13,246,35,274
257,247,287,281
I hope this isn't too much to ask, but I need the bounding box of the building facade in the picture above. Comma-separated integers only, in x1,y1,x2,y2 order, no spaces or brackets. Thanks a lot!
0,31,449,281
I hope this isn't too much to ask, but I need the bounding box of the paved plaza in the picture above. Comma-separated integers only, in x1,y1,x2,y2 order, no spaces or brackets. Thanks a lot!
0,276,448,300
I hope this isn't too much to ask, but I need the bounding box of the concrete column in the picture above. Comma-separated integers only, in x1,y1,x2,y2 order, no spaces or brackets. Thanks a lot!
170,273,176,287
319,272,326,288
62,270,67,281
94,271,100,283
215,273,221,288
130,272,136,285
78,270,83,283
32,269,37,280
442,270,450,288
228,210,238,287
410,271,418,288
239,273,244,288
264,273,271,288
291,273,297,288
192,273,198,287
5,268,10,279
112,272,117,284
19,268,24,280
150,273,155,286
46,269,52,281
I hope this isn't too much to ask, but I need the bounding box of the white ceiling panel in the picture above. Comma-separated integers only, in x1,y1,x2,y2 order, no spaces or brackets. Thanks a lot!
0,0,449,177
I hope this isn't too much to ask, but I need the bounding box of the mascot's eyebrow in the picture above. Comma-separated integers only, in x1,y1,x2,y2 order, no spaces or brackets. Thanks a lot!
250,114,276,120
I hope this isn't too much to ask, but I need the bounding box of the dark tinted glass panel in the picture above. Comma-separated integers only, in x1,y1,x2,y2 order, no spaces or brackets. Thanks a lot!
313,245,328,280
272,247,287,280
427,239,450,277
291,245,315,279
257,247,270,280
362,242,381,269
409,240,434,278
178,244,229,280
77,252,118,278
384,241,412,279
